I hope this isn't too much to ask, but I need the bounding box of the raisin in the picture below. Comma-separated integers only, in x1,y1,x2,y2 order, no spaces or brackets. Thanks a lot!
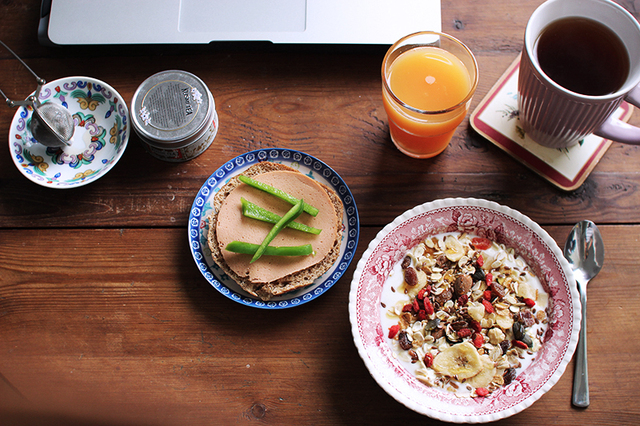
499,339,510,354
409,349,419,363
503,368,517,385
491,281,508,299
431,327,445,340
435,254,450,269
517,309,536,327
469,320,482,334
401,255,411,269
398,330,412,350
471,265,485,282
404,267,418,286
451,320,469,331
433,288,453,306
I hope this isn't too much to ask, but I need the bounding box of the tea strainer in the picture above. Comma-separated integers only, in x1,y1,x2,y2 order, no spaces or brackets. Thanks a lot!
0,40,74,147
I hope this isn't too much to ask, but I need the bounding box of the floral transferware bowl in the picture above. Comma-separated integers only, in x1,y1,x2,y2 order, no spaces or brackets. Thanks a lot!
9,76,129,188
349,198,580,423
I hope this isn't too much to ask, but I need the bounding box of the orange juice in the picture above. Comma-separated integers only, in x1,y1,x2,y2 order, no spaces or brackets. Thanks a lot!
382,37,476,158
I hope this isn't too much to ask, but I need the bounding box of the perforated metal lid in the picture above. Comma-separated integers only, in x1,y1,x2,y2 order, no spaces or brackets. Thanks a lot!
131,70,214,145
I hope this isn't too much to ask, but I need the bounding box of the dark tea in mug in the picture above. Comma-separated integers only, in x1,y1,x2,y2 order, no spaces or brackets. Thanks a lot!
535,17,630,96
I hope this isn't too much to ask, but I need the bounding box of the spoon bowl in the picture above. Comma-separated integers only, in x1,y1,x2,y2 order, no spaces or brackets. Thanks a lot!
563,220,604,408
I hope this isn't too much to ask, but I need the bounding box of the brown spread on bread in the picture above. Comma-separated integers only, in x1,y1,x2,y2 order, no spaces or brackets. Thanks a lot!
207,162,343,301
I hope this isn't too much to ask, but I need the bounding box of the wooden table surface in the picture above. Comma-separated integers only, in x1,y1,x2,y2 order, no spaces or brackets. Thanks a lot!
2,1,639,425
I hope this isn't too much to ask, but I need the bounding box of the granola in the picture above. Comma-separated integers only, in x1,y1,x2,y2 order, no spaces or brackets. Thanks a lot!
382,232,549,397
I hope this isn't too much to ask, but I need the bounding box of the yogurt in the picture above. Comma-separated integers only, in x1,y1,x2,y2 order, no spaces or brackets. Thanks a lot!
380,232,550,397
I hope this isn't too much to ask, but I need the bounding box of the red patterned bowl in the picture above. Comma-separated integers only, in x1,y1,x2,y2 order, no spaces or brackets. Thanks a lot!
349,198,580,423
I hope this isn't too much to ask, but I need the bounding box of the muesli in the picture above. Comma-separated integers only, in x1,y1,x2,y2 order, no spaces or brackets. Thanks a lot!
382,232,549,397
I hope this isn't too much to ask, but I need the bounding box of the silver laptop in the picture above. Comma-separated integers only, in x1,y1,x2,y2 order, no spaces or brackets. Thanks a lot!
39,0,441,46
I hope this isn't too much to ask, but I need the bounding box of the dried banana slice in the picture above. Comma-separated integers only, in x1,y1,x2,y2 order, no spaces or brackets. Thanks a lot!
465,355,497,388
444,235,465,262
432,341,482,379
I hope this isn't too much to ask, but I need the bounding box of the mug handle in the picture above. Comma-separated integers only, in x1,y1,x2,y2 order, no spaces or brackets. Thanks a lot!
595,84,640,145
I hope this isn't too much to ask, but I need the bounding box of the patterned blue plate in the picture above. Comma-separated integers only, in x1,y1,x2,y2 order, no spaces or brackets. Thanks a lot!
188,148,359,309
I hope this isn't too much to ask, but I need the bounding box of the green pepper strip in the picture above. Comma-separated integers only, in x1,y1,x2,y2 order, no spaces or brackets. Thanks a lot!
241,198,322,235
250,199,305,263
238,175,319,217
225,241,313,257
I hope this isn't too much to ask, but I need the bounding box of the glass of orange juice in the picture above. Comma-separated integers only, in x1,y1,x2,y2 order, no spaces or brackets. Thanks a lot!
382,32,478,158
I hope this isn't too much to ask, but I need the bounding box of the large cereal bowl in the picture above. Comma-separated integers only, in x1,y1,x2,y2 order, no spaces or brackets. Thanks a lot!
8,76,129,188
348,198,580,423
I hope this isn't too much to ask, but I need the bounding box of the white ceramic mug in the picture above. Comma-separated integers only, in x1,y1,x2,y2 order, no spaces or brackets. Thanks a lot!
518,0,640,148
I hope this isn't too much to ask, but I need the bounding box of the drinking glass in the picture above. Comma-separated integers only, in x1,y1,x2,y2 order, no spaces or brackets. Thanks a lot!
382,31,478,158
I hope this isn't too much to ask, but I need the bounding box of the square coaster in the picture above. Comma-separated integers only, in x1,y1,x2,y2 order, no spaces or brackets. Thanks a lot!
470,55,634,191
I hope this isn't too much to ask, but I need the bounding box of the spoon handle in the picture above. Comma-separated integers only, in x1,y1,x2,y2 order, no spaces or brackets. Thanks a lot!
572,282,589,408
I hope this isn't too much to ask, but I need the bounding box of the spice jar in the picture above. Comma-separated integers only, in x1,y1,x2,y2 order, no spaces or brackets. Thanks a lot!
131,70,218,162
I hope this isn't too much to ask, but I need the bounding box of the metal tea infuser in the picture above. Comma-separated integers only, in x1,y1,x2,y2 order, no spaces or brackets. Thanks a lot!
0,40,74,147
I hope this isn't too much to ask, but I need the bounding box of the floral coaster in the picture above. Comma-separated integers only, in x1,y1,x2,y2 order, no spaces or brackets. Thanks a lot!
470,55,634,191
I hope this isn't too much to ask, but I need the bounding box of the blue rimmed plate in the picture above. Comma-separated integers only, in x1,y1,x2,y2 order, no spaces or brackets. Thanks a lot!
188,148,359,309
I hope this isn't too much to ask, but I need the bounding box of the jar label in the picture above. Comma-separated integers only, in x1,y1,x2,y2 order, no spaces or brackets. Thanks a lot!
140,81,203,131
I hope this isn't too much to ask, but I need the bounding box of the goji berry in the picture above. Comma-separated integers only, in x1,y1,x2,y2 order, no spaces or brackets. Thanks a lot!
469,320,482,334
424,298,434,315
417,310,427,321
513,339,528,350
476,254,484,267
482,299,494,314
476,387,489,397
402,303,413,312
412,299,420,313
424,353,434,368
457,328,473,338
472,333,484,348
417,288,426,300
388,324,400,338
471,237,492,250
483,290,492,301
485,272,493,285
523,298,536,307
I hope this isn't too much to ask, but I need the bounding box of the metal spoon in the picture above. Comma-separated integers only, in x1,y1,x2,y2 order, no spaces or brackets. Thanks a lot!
563,220,604,408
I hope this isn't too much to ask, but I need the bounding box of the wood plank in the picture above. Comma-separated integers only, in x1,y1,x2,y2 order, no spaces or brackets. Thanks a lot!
0,225,638,424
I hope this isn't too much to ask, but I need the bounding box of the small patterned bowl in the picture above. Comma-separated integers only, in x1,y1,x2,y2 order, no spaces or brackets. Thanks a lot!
349,198,580,423
8,76,129,188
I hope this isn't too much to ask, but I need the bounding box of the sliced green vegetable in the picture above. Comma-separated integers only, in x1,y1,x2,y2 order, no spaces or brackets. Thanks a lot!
225,241,314,257
250,199,305,263
238,174,319,217
241,198,322,235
